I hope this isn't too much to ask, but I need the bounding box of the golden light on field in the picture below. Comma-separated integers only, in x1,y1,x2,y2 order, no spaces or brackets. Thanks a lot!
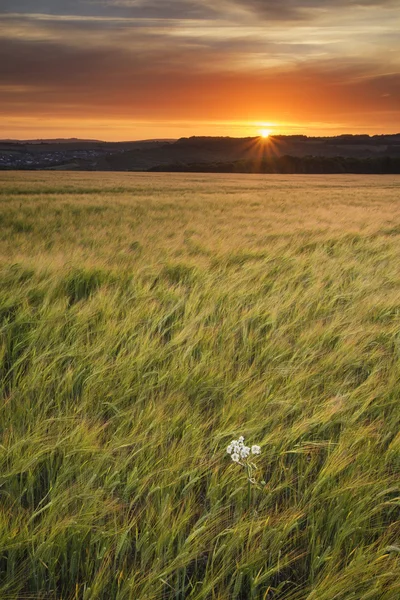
1,170,400,599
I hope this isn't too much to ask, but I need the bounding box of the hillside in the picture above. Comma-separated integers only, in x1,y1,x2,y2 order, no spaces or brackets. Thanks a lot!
1,135,400,172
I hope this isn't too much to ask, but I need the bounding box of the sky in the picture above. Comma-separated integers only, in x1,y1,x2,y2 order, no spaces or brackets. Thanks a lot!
1,0,399,140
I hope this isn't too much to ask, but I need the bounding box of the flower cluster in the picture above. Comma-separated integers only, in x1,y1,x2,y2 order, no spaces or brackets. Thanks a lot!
227,436,261,464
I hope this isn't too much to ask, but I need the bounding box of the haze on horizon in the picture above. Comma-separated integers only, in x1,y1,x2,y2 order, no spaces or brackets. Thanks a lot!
1,0,399,141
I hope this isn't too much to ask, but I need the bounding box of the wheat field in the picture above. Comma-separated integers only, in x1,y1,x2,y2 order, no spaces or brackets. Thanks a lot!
0,171,399,599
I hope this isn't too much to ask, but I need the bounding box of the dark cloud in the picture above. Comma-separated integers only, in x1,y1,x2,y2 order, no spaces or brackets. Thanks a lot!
1,0,398,21
103,1,221,20
0,0,221,20
102,0,399,20
0,34,398,124
0,1,87,15
102,0,400,23
233,0,397,20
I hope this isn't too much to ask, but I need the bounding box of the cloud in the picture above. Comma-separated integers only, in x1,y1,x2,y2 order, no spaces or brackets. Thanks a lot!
0,0,399,135
2,5,399,59
0,31,398,125
95,0,400,23
0,0,222,21
232,0,398,20
2,0,398,22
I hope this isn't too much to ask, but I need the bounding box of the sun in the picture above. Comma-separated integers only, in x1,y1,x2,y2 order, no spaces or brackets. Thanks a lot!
260,129,270,138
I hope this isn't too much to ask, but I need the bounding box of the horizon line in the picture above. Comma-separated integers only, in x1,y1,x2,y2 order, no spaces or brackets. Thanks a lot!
2,132,400,144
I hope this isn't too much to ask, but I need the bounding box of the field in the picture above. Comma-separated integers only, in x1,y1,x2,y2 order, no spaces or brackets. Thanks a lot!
0,171,399,600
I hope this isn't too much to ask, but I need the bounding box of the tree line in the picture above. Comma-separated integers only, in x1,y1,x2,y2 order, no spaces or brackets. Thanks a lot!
149,155,400,174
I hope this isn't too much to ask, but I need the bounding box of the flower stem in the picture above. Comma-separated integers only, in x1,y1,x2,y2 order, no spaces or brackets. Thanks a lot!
247,464,252,509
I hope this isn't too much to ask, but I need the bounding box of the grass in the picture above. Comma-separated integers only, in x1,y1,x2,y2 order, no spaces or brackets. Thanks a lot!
0,171,399,599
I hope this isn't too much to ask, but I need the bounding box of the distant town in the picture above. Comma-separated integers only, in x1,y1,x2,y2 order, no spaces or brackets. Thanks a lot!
0,147,104,170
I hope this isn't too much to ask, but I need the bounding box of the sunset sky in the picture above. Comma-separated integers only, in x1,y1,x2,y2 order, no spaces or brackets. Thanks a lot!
1,0,399,140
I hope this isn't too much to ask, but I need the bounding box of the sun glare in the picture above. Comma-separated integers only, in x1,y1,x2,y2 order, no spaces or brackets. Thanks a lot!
260,129,270,138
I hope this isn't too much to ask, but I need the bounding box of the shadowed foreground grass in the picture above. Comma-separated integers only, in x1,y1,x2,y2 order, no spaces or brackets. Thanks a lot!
0,171,399,599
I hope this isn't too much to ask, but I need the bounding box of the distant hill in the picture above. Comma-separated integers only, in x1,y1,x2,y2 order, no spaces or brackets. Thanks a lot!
93,134,400,171
0,137,176,145
0,138,104,144
1,134,399,172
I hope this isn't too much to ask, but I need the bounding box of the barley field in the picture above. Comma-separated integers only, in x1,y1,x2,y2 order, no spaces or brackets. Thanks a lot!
0,171,399,600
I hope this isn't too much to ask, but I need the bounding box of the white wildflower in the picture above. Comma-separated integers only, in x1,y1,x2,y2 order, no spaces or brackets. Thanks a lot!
240,446,250,459
225,435,264,492
227,436,261,463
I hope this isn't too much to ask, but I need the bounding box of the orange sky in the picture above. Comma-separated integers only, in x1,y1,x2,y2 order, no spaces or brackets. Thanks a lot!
1,1,399,140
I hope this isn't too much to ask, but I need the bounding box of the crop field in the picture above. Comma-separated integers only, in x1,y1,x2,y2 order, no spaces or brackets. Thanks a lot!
0,171,399,600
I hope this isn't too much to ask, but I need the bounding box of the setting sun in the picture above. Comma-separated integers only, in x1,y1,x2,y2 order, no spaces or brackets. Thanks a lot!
260,129,270,138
